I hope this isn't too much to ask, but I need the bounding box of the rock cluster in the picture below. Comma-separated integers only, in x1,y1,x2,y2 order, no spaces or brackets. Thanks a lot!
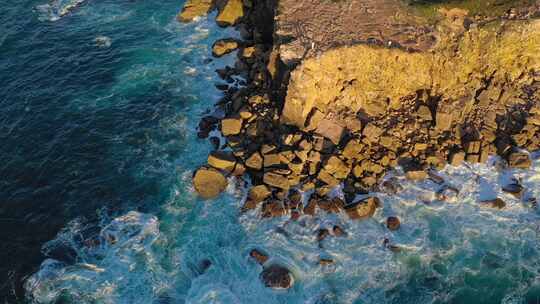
180,0,539,291
187,0,539,212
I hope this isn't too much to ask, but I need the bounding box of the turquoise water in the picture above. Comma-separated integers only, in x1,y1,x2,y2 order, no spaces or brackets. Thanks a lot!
3,0,540,303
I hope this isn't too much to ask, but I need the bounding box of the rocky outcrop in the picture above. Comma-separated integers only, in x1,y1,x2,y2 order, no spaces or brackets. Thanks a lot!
177,0,214,22
212,39,239,57
216,0,244,26
187,0,540,224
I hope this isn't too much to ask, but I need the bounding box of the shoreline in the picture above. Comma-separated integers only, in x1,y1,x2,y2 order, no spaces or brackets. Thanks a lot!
180,0,540,288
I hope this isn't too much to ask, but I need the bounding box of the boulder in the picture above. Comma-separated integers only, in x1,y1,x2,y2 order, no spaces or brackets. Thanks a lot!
315,119,344,144
317,228,330,241
508,152,531,169
342,139,364,160
304,198,318,215
212,39,239,57
177,0,213,22
260,265,294,289
323,156,350,179
345,197,380,220
263,154,281,167
263,172,290,190
193,167,228,199
221,118,243,136
216,0,244,27
386,216,400,231
246,152,263,170
436,112,453,131
250,249,269,265
362,123,383,143
449,151,465,166
332,225,345,237
502,182,524,198
319,258,334,266
262,200,287,217
242,46,256,58
480,198,506,209
465,141,481,154
405,170,427,181
207,151,237,172
248,185,272,203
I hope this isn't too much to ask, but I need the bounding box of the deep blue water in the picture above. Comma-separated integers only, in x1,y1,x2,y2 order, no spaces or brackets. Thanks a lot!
0,0,226,300
2,1,540,303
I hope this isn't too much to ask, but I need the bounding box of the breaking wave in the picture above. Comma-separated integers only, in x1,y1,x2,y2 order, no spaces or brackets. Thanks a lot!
26,154,540,303
35,0,87,22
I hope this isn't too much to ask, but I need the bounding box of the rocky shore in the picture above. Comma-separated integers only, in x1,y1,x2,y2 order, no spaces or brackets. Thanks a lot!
180,0,540,289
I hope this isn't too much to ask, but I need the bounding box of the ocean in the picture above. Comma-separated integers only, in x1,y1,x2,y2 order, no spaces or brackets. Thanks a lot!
1,0,540,303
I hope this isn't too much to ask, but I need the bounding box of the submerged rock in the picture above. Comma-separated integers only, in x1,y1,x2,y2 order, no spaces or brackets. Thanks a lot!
386,216,401,231
250,249,269,265
193,167,228,199
260,264,294,289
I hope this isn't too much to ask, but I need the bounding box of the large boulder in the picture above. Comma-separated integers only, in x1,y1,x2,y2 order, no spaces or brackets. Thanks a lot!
216,0,244,27
221,117,243,136
260,264,294,289
345,197,380,220
212,39,239,57
263,172,290,190
193,167,228,199
177,0,213,23
207,151,237,172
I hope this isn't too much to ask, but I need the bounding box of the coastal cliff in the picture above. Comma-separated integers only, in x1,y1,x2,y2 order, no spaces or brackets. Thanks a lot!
179,0,540,288
180,0,540,284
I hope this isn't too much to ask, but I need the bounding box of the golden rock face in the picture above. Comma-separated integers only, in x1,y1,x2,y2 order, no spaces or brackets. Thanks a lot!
177,0,213,23
282,20,540,129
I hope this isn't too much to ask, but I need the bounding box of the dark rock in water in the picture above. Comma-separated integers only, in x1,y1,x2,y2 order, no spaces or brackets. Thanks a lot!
317,228,329,241
215,83,229,91
198,115,219,138
250,249,269,265
332,225,346,237
480,198,506,209
381,177,402,194
386,216,401,231
199,259,212,273
319,258,334,266
260,264,294,289
262,200,287,217
383,238,401,253
502,181,524,198
209,136,220,150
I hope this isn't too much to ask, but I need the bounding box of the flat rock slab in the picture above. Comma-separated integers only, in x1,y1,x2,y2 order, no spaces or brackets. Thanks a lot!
275,0,437,64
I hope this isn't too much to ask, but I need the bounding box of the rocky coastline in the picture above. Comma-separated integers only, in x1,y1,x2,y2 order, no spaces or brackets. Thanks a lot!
180,0,540,289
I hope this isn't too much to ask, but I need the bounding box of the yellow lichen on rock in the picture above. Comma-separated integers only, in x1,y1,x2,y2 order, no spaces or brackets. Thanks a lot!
282,20,540,129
